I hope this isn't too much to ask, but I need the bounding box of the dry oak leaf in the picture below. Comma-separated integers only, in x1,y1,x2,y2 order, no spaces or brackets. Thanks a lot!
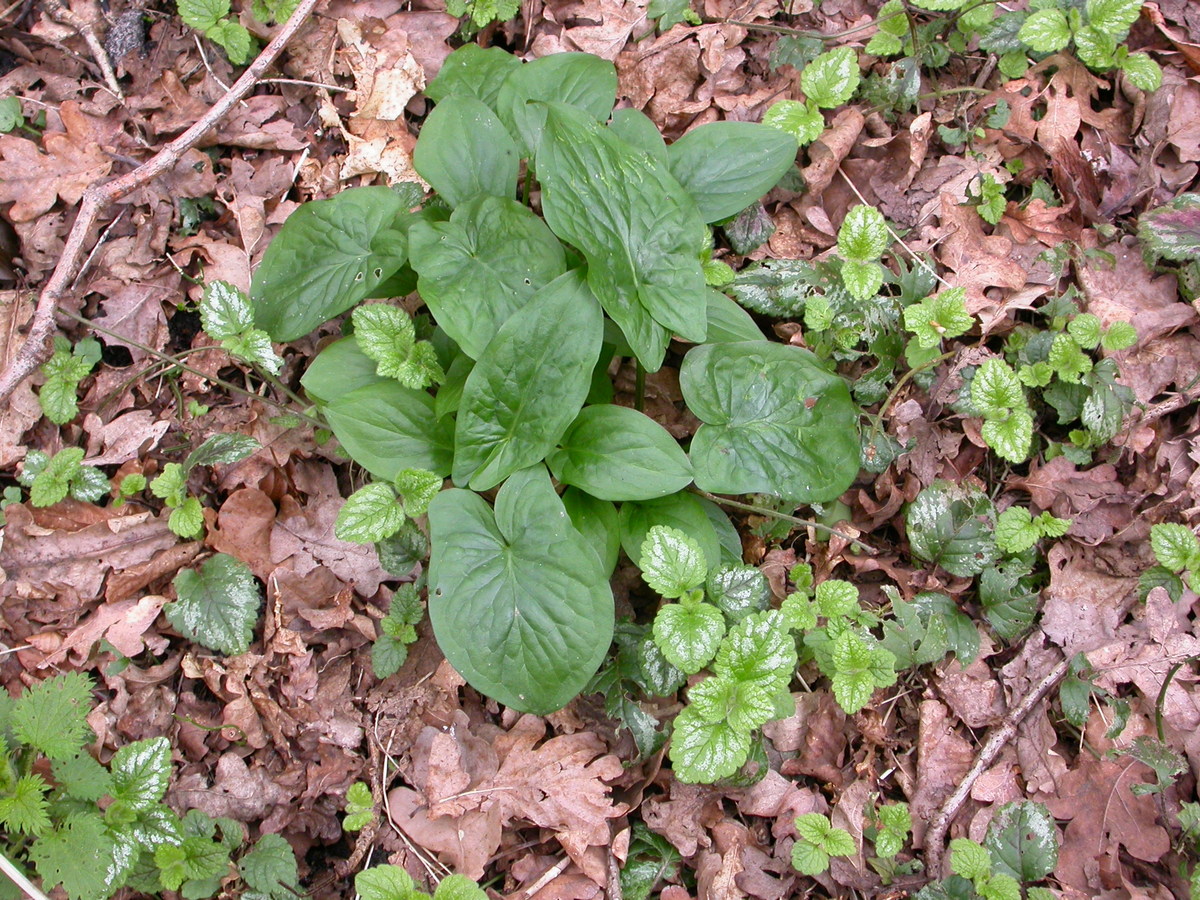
0,101,112,221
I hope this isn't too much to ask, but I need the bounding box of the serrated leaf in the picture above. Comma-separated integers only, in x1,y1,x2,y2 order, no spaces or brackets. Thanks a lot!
168,554,261,655
199,281,253,340
801,46,860,109
1018,8,1071,53
713,609,797,696
1074,23,1118,68
838,205,890,263
681,341,860,503
1121,52,1162,91
984,801,1058,882
538,102,708,371
641,526,708,598
668,703,752,783
1048,333,1092,383
0,774,50,835
352,304,443,390
70,465,111,504
652,602,725,674
979,560,1039,641
109,736,172,813
169,496,206,540
252,187,411,342
994,506,1039,555
29,447,85,508
982,409,1034,463
185,433,261,470
972,358,1024,416
1067,313,1103,350
150,462,189,507
239,833,298,898
949,838,992,881
686,673,775,733
1101,320,1137,351
904,287,973,348
791,837,831,875
409,195,566,361
841,259,884,301
30,813,117,900
39,371,82,424
830,630,891,714
547,404,694,502
336,483,405,544
815,579,858,619
706,566,769,621
907,480,998,577
356,864,419,900
12,672,93,760
52,753,112,802
762,99,825,145
155,837,230,892
728,258,822,317
206,18,253,64
1150,523,1200,572
428,467,613,714
434,874,488,900
177,0,228,32
1086,0,1142,35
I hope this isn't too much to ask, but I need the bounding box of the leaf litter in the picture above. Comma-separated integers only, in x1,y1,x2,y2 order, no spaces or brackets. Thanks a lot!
2,0,1200,897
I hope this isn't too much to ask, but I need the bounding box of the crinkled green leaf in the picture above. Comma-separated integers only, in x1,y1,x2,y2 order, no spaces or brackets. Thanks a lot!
413,95,519,208
713,609,797,696
28,447,84,508
972,358,1025,416
1018,8,1071,53
681,341,860,503
904,287,973,348
428,466,613,714
984,801,1058,883
841,259,884,301
168,554,261,655
70,465,111,504
762,99,825,145
453,271,601,490
950,838,992,881
1074,24,1118,67
52,753,111,803
1086,0,1142,35
239,833,298,898
336,483,405,544
1101,320,1137,351
982,409,1033,463
12,672,93,760
200,281,253,340
177,0,228,32
408,195,566,360
1048,333,1092,383
155,837,230,892
666,122,798,224
1121,52,1162,92
668,703,752,783
706,565,769,622
1150,523,1200,572
206,18,253,64
837,204,890,262
252,187,411,342
392,468,441,517
815,579,858,619
0,774,50,835
727,258,823,317
652,602,725,674
907,480,998,577
801,46,860,109
538,102,708,371
169,496,206,539
548,404,693,501
30,813,116,900
352,304,443,390
640,525,708,598
109,737,172,813
979,560,1039,641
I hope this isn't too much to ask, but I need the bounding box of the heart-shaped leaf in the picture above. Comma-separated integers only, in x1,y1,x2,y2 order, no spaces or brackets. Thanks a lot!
428,466,614,714
323,382,454,481
680,341,860,502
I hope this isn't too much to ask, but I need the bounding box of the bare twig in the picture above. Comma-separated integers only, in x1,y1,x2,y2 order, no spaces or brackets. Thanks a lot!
41,0,123,99
0,0,321,404
923,656,1070,876
0,848,53,900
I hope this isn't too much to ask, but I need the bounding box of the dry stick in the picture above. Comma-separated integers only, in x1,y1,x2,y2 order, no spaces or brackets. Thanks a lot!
0,0,321,405
0,849,53,900
923,656,1070,877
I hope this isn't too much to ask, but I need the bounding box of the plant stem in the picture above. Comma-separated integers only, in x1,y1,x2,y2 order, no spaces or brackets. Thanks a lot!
58,309,326,429
687,487,878,555
874,348,956,425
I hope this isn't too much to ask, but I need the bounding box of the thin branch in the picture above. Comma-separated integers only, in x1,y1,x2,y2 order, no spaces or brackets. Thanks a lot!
688,487,879,555
923,656,1070,876
0,849,53,900
0,0,321,403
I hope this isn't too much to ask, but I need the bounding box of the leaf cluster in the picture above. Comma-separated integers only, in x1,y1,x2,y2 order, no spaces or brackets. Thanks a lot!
199,281,284,376
18,448,108,507
148,433,261,539
38,336,100,424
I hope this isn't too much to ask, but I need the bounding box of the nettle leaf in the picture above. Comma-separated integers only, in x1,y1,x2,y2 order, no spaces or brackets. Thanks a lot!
252,187,411,341
324,382,454,481
168,554,261,656
1149,523,1200,572
669,703,752,783
207,18,253,64
641,526,708,598
169,496,205,540
687,673,775,734
984,801,1058,883
409,194,566,360
837,204,890,263
12,672,93,760
982,409,1034,464
30,812,116,900
652,602,725,674
841,258,884,302
904,287,973,348
906,480,998,577
0,773,50,835
336,483,405,544
495,52,618,159
1074,24,1118,68
713,610,797,696
972,357,1024,416
52,753,112,803
1017,8,1071,53
301,336,387,405
548,404,693,501
239,833,298,898
763,99,825,145
394,468,441,517
453,271,602,490
666,122,798,224
1138,193,1200,262
681,341,860,503
1120,52,1162,92
707,566,769,621
413,95,519,208
200,281,254,340
185,433,261,470
1085,0,1142,35
178,0,227,32
538,102,708,372
994,507,1040,555
980,560,1039,641
830,630,895,714
950,838,992,881
428,466,614,714
801,46,860,109
351,305,443,390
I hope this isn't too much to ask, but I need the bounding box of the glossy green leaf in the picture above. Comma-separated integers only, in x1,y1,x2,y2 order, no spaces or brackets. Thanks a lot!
495,52,617,158
408,194,566,360
705,289,766,343
413,95,519,208
424,44,522,107
562,487,620,576
300,337,386,405
322,384,451,484
906,480,997,577
619,492,721,570
548,404,693,501
538,102,708,371
427,466,614,714
608,108,668,163
168,554,260,656
1086,0,1142,35
680,341,860,502
252,187,410,341
666,122,797,223
453,271,602,490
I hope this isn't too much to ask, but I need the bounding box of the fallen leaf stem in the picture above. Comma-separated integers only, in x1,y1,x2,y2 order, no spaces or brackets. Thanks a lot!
687,487,879,555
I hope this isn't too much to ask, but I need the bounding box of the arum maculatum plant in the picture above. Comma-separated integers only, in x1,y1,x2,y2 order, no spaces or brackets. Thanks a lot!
240,45,865,716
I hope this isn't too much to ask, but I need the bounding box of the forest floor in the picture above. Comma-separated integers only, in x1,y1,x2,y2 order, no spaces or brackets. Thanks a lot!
1,0,1199,898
